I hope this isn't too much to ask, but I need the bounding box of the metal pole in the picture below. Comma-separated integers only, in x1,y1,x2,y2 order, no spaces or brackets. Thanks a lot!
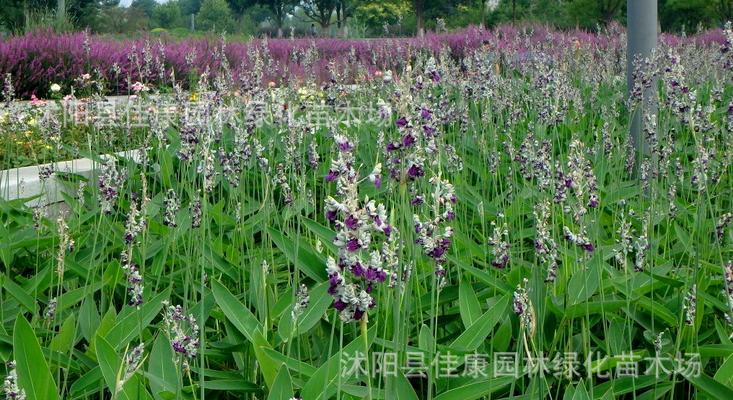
627,0,657,157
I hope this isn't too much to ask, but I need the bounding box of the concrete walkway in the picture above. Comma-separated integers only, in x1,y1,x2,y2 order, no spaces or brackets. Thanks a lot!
0,149,142,208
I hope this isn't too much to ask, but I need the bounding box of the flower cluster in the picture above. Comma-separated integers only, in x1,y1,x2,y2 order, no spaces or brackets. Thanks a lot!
118,343,145,391
56,215,74,277
121,248,143,307
163,189,180,227
324,132,395,323
98,159,126,214
162,301,200,368
683,285,697,326
634,224,649,273
562,226,594,253
723,261,733,333
291,284,310,320
488,215,510,269
716,213,732,241
190,195,202,229
513,278,535,337
565,140,599,219
2,361,25,400
44,297,57,321
614,209,635,270
534,201,558,282
516,133,553,191
124,198,146,244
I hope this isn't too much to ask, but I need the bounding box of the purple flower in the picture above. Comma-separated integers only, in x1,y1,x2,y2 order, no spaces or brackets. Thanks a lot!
351,263,365,277
402,134,416,147
333,299,348,311
396,116,408,127
326,209,338,222
326,169,340,182
338,141,353,152
407,164,424,180
346,238,361,252
421,107,432,120
344,214,360,229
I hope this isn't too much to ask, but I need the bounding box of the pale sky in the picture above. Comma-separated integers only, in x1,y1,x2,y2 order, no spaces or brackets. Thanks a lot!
118,0,169,7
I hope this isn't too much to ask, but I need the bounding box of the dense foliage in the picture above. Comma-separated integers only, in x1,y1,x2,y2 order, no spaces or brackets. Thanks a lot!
1,22,733,400
1,0,733,37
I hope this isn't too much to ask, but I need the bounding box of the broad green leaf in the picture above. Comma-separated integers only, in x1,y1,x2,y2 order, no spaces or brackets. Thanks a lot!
68,366,104,399
201,379,260,392
459,280,482,328
433,376,512,400
714,354,733,385
4,275,38,314
105,288,170,351
685,372,733,399
301,217,338,254
267,367,294,400
95,335,151,400
392,371,419,400
278,282,331,340
148,335,179,400
567,254,602,305
49,314,77,354
419,324,435,354
211,280,278,387
450,295,509,351
301,326,376,400
13,316,59,400
79,294,101,342
568,380,590,400
267,227,327,281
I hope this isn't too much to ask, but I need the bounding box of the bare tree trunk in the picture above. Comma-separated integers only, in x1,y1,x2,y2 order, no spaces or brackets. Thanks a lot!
414,0,424,36
57,0,65,22
480,0,486,28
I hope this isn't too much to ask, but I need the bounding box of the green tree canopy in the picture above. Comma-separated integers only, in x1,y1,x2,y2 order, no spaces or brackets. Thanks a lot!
197,0,235,31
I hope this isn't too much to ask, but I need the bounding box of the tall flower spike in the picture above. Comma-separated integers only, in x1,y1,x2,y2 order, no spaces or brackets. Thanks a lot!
324,131,392,323
291,284,310,320
163,189,180,227
3,361,25,400
683,285,697,326
98,159,126,214
121,248,144,307
118,343,145,391
723,261,733,334
513,278,535,337
489,215,510,269
162,301,200,370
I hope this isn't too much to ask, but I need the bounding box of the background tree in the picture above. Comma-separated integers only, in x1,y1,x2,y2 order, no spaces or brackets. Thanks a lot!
153,0,184,29
302,0,337,33
716,0,733,23
354,0,409,35
258,0,297,37
660,0,717,32
130,0,157,20
197,0,235,31
180,0,203,17
227,0,256,19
